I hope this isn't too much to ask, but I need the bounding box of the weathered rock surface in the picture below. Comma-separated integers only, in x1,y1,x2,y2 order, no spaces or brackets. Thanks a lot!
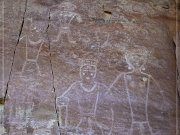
0,0,179,135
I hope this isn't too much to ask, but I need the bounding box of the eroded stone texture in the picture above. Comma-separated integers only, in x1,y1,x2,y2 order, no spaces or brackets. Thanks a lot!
1,0,179,135
0,0,27,98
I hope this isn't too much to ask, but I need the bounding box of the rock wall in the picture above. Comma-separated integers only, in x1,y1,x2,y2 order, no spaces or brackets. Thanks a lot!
0,0,179,135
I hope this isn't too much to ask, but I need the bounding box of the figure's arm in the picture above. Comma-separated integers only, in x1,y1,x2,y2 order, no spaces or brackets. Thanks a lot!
46,21,59,43
56,96,69,128
56,89,71,128
108,73,124,91
56,82,77,127
19,35,26,41
149,76,167,110
149,76,165,99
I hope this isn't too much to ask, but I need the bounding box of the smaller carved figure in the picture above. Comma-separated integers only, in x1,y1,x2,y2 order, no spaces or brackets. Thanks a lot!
50,1,82,43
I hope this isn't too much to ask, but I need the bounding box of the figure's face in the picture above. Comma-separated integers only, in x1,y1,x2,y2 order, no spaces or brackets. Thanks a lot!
29,20,45,34
30,22,39,33
127,54,146,69
80,65,96,82
29,21,45,40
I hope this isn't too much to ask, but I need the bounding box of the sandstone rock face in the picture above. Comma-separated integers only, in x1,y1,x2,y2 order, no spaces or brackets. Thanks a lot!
0,0,179,135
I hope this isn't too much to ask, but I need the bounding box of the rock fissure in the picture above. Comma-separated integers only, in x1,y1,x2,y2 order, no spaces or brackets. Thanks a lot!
3,0,28,102
46,11,61,135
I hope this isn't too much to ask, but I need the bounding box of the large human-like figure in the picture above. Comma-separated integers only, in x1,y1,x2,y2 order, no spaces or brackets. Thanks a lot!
56,59,113,135
3,18,46,134
50,1,82,43
109,48,165,135
20,18,45,76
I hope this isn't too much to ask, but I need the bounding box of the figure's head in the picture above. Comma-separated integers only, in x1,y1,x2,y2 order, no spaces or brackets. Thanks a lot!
59,2,76,11
125,49,149,70
80,59,97,83
28,18,46,34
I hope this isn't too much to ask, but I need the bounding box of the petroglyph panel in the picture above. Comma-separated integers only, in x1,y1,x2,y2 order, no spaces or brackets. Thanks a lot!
2,0,177,135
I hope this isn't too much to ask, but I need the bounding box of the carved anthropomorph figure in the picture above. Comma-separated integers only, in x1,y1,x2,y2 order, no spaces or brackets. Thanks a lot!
20,18,46,76
3,18,47,134
56,59,113,135
50,1,82,43
109,48,165,135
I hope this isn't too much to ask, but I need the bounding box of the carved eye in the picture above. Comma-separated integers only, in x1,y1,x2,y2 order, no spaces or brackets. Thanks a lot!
82,73,85,75
32,25,36,30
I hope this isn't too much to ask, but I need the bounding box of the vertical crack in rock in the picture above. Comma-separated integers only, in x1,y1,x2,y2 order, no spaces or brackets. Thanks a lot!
173,39,180,99
46,11,61,135
176,48,179,135
174,30,180,134
4,0,28,102
174,8,180,133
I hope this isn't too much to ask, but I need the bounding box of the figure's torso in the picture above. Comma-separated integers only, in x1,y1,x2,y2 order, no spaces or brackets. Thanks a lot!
125,73,149,122
26,36,43,60
76,83,99,116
